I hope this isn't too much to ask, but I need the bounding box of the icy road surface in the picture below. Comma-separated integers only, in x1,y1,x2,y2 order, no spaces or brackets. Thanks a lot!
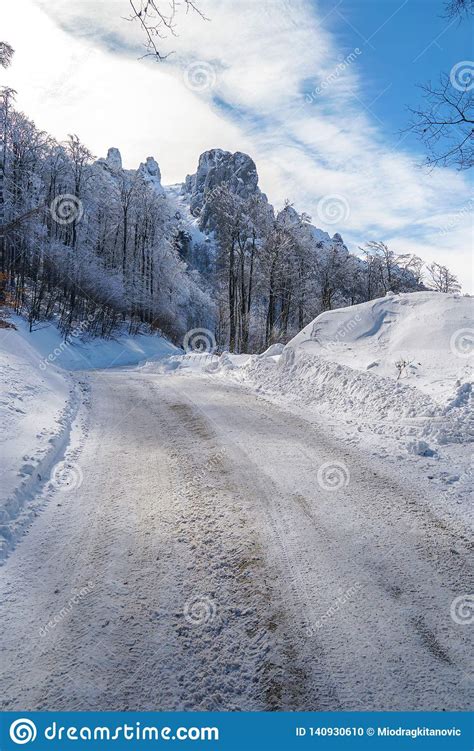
0,369,472,711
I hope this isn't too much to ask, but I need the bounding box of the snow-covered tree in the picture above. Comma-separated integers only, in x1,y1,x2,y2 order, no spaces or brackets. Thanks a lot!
426,261,461,293
0,42,14,69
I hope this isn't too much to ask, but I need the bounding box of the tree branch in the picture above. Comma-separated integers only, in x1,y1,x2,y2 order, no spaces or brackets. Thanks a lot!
127,0,207,60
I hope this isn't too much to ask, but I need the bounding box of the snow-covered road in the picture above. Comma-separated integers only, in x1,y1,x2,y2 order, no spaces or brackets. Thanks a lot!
0,369,472,711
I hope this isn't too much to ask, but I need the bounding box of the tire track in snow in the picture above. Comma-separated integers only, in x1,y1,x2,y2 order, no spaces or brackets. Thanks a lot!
0,370,472,711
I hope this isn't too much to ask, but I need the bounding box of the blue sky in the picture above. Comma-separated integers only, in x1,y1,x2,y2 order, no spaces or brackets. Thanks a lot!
1,0,472,290
322,0,473,153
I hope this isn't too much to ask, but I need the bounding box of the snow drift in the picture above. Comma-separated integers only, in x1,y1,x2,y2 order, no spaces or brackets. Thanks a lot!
288,291,473,402
235,292,472,432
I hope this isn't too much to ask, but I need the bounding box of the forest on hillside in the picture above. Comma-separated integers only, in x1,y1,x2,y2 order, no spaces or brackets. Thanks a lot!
0,92,461,353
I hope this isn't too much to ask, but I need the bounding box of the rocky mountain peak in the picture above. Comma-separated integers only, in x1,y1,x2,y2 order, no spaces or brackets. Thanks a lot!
185,149,262,217
94,147,123,177
140,156,161,180
105,147,122,171
137,156,164,196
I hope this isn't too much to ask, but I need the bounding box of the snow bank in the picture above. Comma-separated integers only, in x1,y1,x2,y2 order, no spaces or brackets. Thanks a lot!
237,346,472,445
12,317,178,371
289,292,473,403
0,315,177,560
0,320,72,559
233,293,473,522
228,292,473,439
168,292,472,524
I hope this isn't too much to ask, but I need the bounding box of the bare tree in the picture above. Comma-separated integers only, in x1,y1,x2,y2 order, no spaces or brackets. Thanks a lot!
0,42,14,69
0,86,16,303
408,74,473,170
0,43,15,301
444,0,473,18
408,0,473,169
396,253,425,285
426,261,461,292
128,0,206,59
363,241,401,291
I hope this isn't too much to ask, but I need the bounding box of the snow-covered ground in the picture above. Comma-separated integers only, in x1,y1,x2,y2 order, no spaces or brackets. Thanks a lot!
161,292,473,528
0,316,177,560
288,291,472,403
1,369,472,711
0,292,472,711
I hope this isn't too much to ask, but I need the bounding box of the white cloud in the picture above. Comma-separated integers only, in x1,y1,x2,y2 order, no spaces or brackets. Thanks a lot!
1,0,472,291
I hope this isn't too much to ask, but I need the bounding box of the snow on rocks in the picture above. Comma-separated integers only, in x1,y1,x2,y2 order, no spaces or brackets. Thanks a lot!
185,149,261,218
95,146,123,173
138,156,165,195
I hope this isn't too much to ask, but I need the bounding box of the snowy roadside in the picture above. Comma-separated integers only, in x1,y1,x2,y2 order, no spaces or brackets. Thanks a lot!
0,319,86,561
230,351,472,529
154,293,473,530
0,315,178,561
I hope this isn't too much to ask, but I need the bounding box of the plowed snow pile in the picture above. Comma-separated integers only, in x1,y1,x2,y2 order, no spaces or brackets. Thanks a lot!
288,291,472,403
239,293,473,446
